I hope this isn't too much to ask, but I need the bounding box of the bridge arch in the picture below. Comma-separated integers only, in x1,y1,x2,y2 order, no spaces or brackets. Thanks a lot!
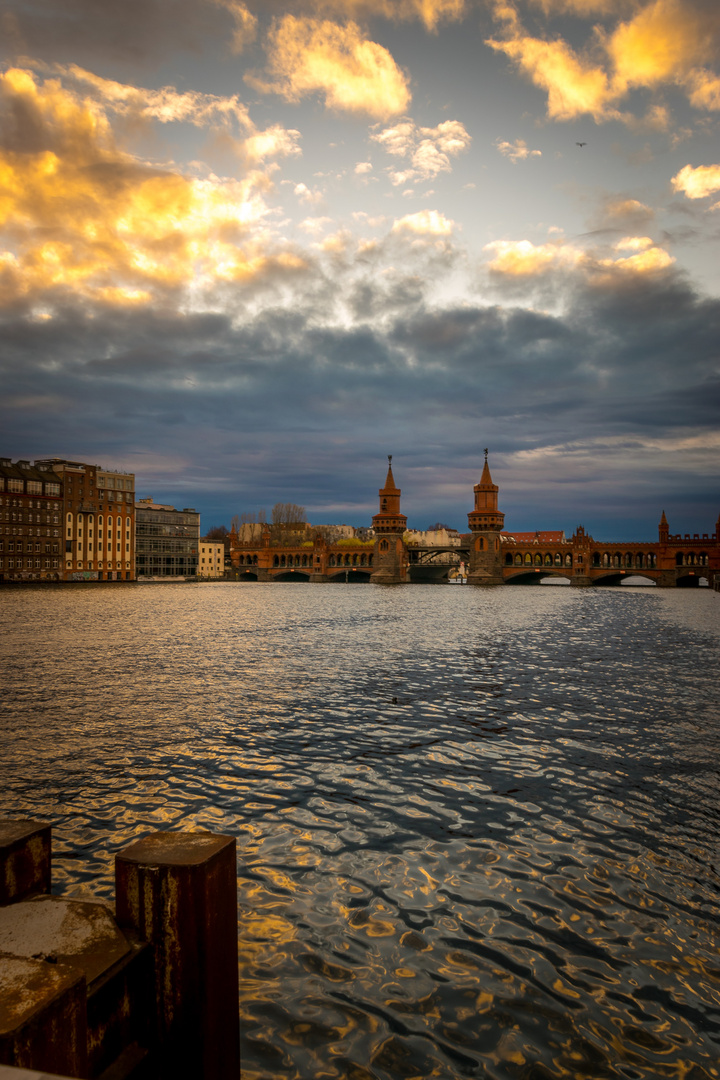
273,570,311,582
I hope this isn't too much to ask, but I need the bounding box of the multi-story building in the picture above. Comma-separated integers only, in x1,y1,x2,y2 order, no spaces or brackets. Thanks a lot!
0,459,64,582
135,498,200,580
198,539,225,579
34,459,136,581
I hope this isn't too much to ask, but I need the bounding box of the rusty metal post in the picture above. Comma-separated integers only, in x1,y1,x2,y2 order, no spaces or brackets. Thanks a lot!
114,832,239,1079
0,821,51,906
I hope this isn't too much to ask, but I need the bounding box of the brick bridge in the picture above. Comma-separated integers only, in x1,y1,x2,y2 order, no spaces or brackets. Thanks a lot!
228,462,720,587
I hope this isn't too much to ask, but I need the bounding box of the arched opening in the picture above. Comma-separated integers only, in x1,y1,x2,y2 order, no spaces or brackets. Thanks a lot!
505,553,513,565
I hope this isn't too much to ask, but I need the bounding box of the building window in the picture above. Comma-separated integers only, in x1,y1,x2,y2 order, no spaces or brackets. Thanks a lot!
7,479,23,492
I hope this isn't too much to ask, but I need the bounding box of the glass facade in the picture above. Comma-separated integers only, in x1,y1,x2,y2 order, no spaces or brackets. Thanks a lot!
135,502,200,578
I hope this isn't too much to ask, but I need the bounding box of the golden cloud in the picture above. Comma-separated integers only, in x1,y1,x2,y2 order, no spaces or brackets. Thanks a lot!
485,235,674,277
391,209,454,234
485,239,584,275
41,64,301,163
247,17,411,119
486,32,621,122
214,0,258,53
267,0,466,33
0,68,306,310
607,0,718,91
488,0,720,123
671,163,720,198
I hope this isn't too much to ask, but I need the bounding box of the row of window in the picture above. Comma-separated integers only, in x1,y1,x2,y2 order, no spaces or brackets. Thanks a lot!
1,542,59,553
2,480,61,496
3,513,60,524
1,558,59,569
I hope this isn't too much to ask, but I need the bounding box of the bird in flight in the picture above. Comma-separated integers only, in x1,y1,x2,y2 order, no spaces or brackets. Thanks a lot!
576,141,587,147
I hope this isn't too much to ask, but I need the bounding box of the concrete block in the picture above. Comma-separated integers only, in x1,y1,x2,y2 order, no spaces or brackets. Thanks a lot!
0,823,51,906
0,955,87,1078
115,832,239,1079
0,898,151,1078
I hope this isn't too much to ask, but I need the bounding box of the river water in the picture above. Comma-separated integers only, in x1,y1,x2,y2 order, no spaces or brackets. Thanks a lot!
1,582,720,1079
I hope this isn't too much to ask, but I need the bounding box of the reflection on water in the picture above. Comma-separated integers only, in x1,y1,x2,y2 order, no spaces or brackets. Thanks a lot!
1,583,720,1079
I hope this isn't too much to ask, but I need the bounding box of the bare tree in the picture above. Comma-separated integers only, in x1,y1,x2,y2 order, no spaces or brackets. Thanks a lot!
205,525,229,540
230,514,240,532
271,502,306,525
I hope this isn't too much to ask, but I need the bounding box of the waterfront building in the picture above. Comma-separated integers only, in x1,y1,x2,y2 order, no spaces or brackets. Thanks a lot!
199,539,225,579
32,459,136,582
0,458,64,582
135,498,200,580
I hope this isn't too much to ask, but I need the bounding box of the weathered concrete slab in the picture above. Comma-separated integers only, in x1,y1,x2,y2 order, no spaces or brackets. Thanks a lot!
0,823,51,906
0,1066,76,1079
0,898,131,986
0,954,87,1077
116,831,239,1079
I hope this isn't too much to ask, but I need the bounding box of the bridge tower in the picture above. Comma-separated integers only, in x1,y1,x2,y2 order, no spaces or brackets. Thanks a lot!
370,456,408,584
467,450,505,586
659,510,669,543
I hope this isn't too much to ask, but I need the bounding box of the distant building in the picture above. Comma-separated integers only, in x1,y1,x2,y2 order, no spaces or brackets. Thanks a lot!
135,498,200,580
501,530,566,545
0,458,64,582
199,539,224,579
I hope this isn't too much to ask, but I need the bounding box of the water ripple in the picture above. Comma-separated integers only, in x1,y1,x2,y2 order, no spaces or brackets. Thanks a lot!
1,583,720,1078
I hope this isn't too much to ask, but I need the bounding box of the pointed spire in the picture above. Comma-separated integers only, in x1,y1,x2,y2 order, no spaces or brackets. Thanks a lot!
381,454,399,495
660,510,668,525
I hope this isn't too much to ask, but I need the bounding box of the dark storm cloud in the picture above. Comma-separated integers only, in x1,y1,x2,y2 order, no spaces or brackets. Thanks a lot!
2,250,718,538
1,0,225,66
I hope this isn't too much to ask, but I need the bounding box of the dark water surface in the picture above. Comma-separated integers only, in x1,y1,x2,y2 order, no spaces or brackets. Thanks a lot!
2,583,720,1079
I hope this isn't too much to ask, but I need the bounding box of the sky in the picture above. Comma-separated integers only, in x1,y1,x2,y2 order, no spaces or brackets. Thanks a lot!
1,0,719,539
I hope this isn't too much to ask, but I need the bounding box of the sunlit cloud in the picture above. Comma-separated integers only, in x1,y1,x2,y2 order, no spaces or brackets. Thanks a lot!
487,29,621,122
355,161,373,173
293,182,323,204
488,0,720,123
671,163,720,199
495,138,542,162
247,17,411,119
297,0,466,32
372,119,471,184
485,238,584,275
485,234,674,278
34,62,302,164
0,68,307,310
213,0,258,53
391,209,454,234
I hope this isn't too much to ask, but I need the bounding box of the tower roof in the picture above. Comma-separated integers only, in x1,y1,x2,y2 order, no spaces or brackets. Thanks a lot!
380,455,400,496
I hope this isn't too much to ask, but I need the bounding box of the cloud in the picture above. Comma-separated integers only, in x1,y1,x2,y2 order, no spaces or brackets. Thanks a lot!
371,118,471,184
601,197,655,225
30,63,302,164
671,163,720,199
391,209,454,234
246,17,411,120
294,182,323,204
0,68,307,310
495,138,542,162
213,0,257,53
293,0,466,32
487,0,720,123
355,161,373,173
484,234,674,279
485,238,585,276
